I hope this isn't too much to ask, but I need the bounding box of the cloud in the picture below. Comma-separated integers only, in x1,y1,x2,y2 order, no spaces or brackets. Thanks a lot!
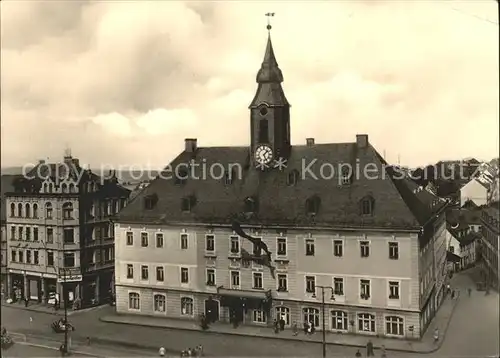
1,0,498,168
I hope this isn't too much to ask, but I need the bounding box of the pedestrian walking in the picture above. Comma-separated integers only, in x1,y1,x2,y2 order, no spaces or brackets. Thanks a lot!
468,288,472,297
29,316,33,325
159,346,166,357
279,316,285,331
59,344,66,357
24,296,29,307
366,339,374,356
434,328,439,343
86,337,91,345
196,344,203,356
380,345,387,358
292,321,298,336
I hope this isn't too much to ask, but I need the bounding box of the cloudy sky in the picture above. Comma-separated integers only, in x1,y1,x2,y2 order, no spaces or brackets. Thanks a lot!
1,0,498,169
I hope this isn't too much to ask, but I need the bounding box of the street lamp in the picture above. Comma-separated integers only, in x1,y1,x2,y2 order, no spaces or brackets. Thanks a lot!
312,286,335,358
62,268,69,354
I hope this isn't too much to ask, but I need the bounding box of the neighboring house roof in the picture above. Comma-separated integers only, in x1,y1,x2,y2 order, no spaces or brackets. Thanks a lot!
116,142,446,234
1,174,21,223
6,159,130,199
446,250,461,263
462,199,478,209
446,207,482,230
459,232,481,247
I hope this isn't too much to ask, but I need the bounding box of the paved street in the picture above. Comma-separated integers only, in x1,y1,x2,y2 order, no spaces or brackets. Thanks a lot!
2,343,63,357
2,271,498,357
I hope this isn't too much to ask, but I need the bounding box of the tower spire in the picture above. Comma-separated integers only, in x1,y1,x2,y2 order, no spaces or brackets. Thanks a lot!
256,13,283,84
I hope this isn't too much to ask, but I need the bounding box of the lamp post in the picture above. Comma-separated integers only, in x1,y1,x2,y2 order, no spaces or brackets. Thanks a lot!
62,268,69,354
312,286,334,358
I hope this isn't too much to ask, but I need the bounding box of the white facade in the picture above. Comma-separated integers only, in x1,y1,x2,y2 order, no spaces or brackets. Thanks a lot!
460,179,488,207
445,229,477,271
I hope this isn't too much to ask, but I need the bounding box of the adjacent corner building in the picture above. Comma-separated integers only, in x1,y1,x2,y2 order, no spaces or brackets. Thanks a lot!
5,155,130,307
113,26,449,339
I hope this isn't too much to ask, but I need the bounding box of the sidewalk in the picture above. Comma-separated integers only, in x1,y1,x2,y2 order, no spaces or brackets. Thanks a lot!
1,301,107,317
12,332,156,357
100,294,460,354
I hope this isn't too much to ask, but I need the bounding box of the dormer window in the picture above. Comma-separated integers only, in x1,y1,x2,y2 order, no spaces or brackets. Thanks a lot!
144,194,158,210
360,196,375,216
305,196,321,215
287,170,300,186
181,196,196,212
244,197,258,213
340,167,352,185
175,169,188,185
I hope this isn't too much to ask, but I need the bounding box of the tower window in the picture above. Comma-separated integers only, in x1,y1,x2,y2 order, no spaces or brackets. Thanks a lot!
259,119,269,143
259,107,268,116
360,196,375,216
306,196,321,215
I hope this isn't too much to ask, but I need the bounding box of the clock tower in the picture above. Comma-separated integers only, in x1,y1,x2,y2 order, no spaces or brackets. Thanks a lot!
249,24,291,168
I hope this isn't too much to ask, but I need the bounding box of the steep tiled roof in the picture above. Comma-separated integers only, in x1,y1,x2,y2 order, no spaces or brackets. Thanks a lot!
116,140,445,231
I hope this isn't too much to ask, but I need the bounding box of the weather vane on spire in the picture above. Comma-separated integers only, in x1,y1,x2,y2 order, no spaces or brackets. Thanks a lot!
265,12,275,31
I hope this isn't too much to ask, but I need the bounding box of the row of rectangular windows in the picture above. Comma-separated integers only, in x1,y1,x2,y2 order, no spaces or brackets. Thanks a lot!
9,202,74,220
9,226,75,244
10,250,74,267
124,264,401,299
127,293,406,336
126,232,400,259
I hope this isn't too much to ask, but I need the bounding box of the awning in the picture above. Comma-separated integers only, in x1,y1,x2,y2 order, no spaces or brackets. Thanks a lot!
446,251,461,263
217,287,271,300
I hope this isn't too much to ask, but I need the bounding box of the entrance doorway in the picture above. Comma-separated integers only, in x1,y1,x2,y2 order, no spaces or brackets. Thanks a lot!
275,306,290,326
230,306,244,325
204,298,220,323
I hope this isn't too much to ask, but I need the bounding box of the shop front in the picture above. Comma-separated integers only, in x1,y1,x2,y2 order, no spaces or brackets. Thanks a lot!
10,273,24,302
27,276,41,301
58,267,82,308
217,287,272,326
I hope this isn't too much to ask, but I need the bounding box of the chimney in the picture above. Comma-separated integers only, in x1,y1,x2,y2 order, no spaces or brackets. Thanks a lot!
356,134,368,148
38,159,45,164
185,138,198,153
306,138,315,146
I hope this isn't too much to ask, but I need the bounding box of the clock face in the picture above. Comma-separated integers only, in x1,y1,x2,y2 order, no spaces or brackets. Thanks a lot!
255,145,273,165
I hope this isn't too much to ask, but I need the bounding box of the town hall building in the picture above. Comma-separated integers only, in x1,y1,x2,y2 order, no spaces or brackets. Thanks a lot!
114,24,448,339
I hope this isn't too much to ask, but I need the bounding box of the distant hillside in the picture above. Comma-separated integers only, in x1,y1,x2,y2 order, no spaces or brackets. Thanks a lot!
1,167,159,184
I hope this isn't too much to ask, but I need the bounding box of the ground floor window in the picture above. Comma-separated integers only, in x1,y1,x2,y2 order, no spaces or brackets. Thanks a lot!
331,310,348,331
275,306,290,325
128,292,140,310
154,294,166,312
385,316,404,336
303,307,320,327
253,309,266,323
358,313,375,333
181,297,193,316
